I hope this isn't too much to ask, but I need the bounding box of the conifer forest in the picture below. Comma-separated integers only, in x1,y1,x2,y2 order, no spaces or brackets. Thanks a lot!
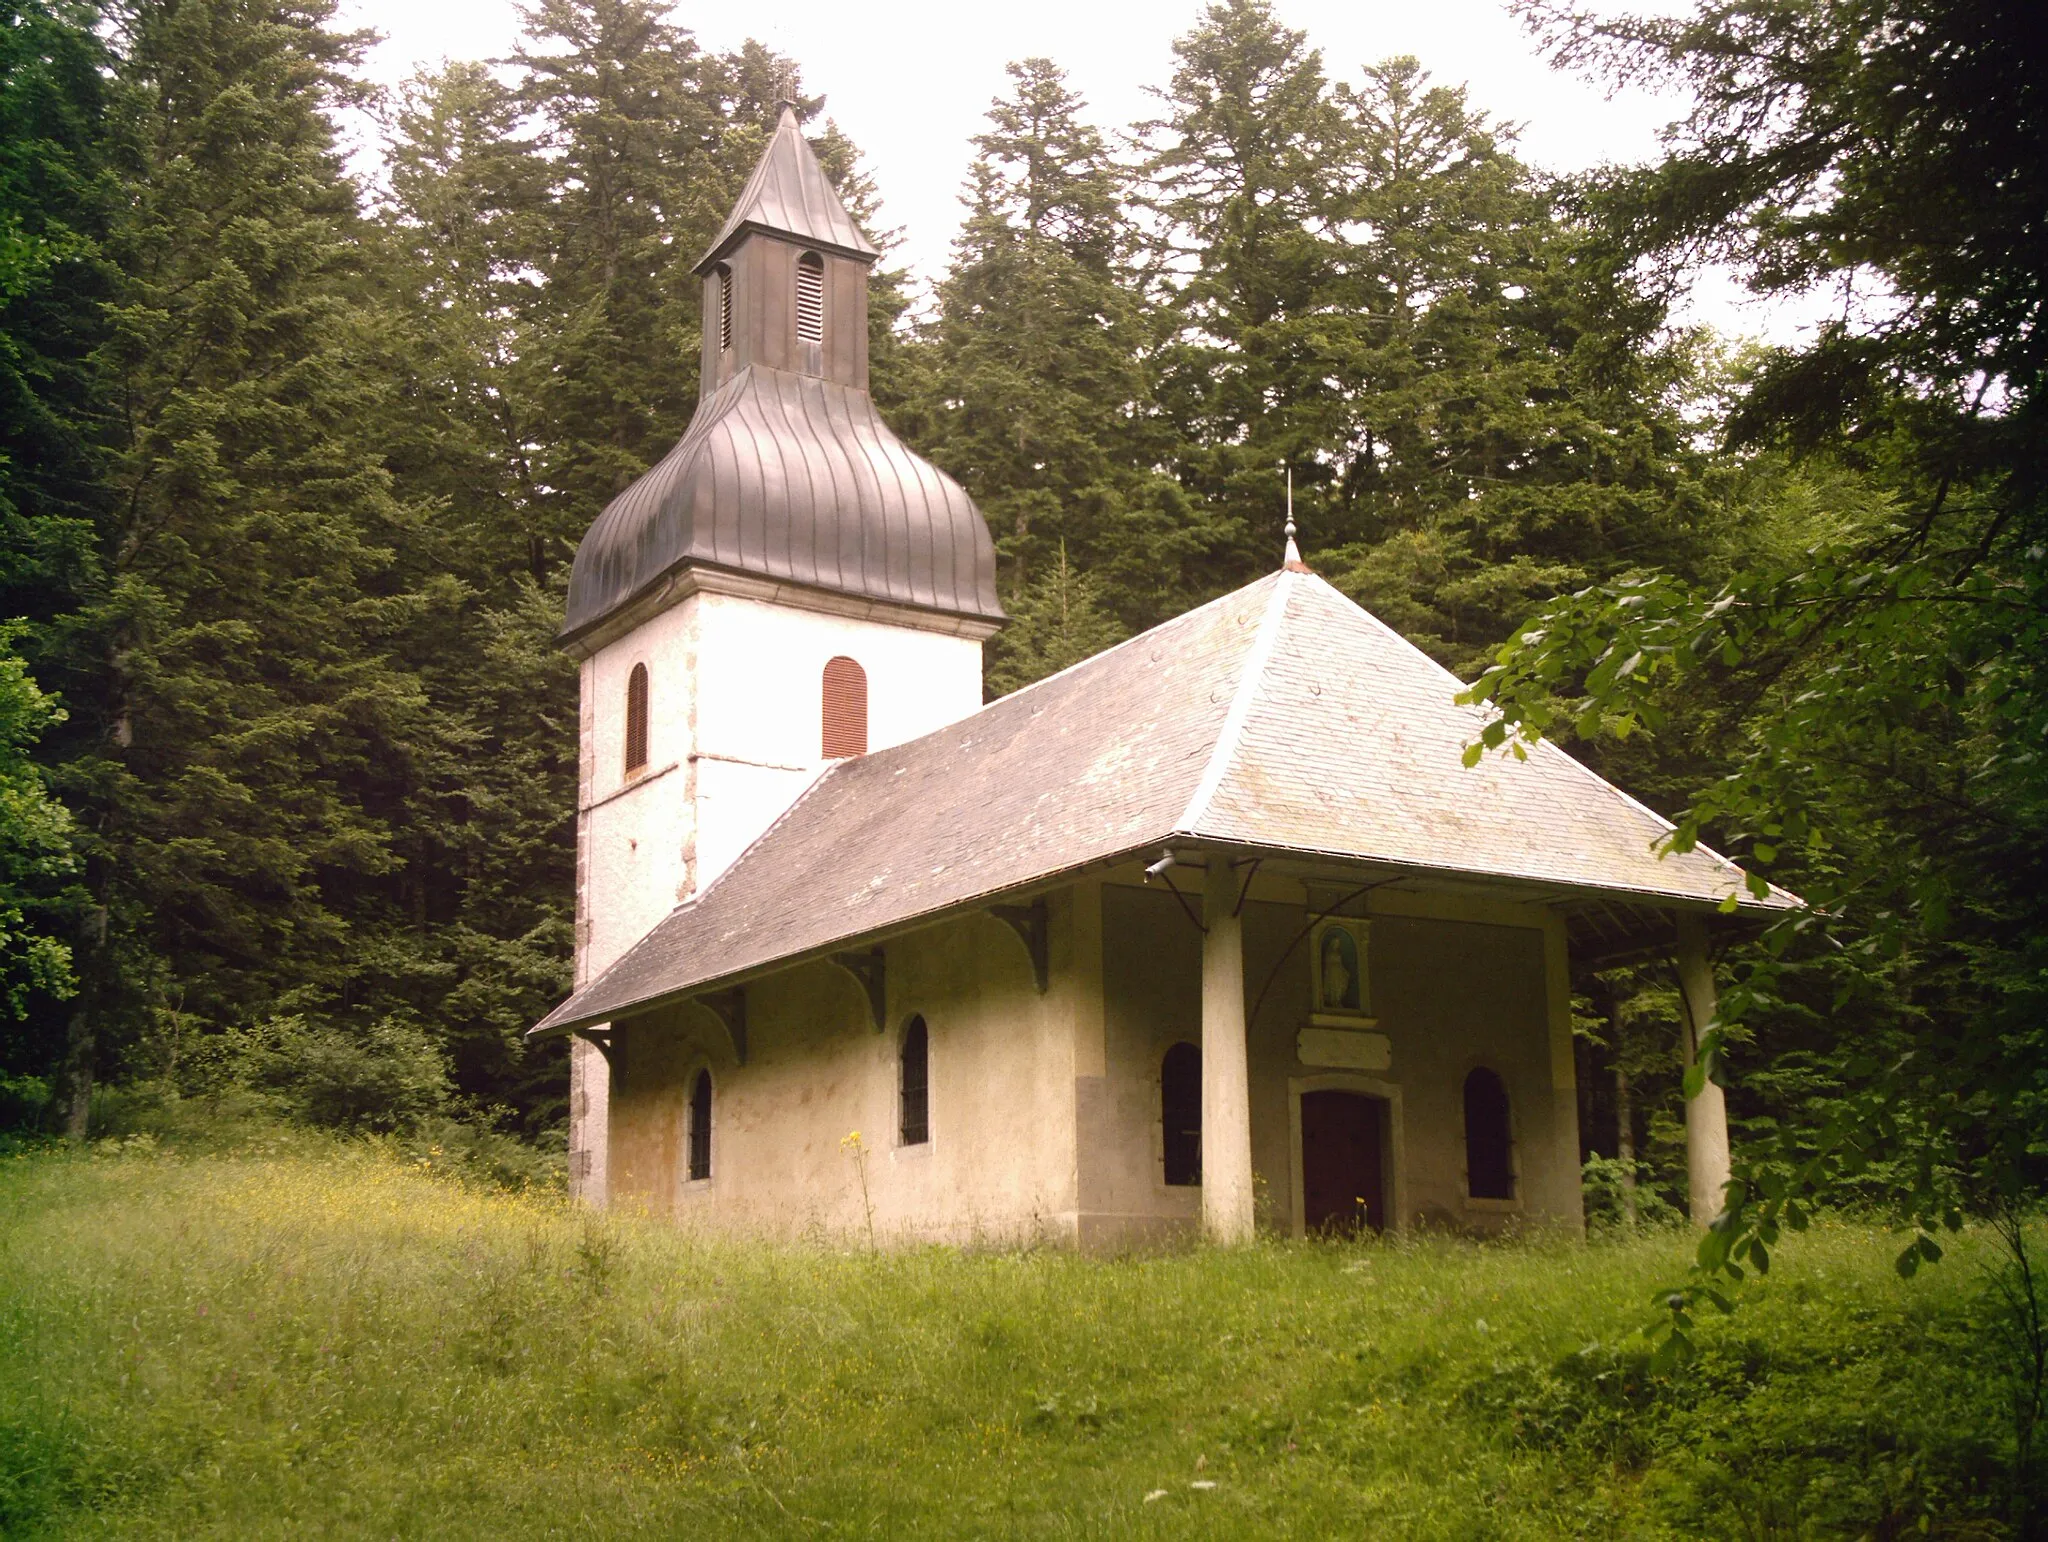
2,0,2045,1290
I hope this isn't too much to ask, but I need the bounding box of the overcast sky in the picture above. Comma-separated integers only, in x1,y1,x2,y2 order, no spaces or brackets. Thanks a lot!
334,0,1810,340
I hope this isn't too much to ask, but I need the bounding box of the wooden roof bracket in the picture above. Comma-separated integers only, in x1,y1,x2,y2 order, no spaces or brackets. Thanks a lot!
696,987,749,1065
988,899,1050,993
572,1027,616,1066
831,947,887,1031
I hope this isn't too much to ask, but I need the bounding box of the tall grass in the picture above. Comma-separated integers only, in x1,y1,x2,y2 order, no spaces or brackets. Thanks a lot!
0,1135,2023,1538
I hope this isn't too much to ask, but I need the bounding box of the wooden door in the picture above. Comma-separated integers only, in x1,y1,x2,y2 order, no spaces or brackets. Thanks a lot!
1300,1090,1386,1234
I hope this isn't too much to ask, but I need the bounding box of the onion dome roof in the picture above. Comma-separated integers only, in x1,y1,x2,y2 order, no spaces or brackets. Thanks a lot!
561,365,1003,643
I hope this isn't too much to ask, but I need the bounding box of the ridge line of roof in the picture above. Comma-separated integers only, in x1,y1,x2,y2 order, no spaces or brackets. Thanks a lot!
1301,572,1793,908
1175,570,1295,837
980,570,1283,715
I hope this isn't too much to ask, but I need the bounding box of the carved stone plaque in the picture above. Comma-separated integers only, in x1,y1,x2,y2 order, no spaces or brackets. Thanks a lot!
1297,1027,1392,1072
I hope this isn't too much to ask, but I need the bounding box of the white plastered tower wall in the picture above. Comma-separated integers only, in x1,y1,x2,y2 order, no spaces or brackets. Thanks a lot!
558,109,1006,1202
567,575,989,1202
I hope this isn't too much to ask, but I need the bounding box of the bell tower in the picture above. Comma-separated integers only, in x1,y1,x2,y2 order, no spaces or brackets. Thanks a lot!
696,108,879,395
558,108,1004,1203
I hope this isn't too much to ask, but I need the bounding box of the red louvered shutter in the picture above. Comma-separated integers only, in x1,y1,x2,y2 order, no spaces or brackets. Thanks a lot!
821,656,867,758
625,663,650,774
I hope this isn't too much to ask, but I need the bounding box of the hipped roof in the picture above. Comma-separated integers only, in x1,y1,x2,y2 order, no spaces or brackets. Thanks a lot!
533,570,1794,1038
695,107,879,274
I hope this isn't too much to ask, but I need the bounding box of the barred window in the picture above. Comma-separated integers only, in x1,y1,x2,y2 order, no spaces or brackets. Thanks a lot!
688,1069,712,1181
899,1016,929,1146
796,251,824,344
625,663,650,775
821,655,867,758
1464,1067,1514,1199
1161,1042,1201,1186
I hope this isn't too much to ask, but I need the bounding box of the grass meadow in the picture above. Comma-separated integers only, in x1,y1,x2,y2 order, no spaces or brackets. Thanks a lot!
0,1130,2029,1539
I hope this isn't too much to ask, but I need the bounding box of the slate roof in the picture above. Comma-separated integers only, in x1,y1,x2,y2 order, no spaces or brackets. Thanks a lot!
534,571,1794,1037
696,107,879,274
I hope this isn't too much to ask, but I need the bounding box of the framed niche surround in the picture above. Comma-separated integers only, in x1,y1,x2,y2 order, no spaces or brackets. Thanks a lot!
1308,915,1373,1027
1299,914,1390,1074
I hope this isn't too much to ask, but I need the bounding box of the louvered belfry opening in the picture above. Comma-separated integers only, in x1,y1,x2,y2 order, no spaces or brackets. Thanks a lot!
1463,1067,1514,1199
795,251,825,344
1161,1042,1202,1186
624,662,650,774
717,263,733,353
821,655,867,758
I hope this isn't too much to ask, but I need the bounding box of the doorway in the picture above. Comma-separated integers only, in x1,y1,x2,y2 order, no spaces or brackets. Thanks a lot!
1300,1089,1387,1234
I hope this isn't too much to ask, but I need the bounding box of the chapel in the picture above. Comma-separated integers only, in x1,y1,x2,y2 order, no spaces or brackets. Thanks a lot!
532,108,1790,1246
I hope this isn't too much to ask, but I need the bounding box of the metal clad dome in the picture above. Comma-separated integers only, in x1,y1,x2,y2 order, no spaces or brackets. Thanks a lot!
562,108,1002,645
562,366,1003,640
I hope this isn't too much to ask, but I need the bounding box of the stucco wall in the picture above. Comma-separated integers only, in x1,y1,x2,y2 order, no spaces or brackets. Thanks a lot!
1098,882,1581,1240
570,580,988,1206
605,876,1581,1245
608,908,1078,1244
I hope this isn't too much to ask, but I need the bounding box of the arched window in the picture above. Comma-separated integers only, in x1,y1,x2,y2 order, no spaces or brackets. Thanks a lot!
821,655,867,758
1464,1067,1514,1199
795,251,824,344
624,662,650,775
899,1016,929,1146
716,263,734,353
688,1069,712,1181
1161,1042,1201,1186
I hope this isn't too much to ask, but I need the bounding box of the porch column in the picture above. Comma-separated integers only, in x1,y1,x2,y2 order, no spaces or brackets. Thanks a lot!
1201,854,1256,1243
1675,914,1731,1227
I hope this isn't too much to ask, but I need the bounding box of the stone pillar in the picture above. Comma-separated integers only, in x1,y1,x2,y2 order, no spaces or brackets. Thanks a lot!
1675,913,1731,1227
1201,854,1255,1243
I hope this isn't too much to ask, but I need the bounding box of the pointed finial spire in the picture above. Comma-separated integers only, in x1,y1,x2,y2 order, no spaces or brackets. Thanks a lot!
1282,466,1310,572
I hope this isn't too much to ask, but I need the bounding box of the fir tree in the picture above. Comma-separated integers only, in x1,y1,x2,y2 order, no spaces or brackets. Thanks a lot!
1139,0,1349,592
1319,59,1719,672
920,59,1172,681
0,0,119,1089
45,0,456,1128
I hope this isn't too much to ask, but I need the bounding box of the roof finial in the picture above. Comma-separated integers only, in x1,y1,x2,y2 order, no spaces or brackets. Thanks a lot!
773,67,800,122
1282,466,1309,572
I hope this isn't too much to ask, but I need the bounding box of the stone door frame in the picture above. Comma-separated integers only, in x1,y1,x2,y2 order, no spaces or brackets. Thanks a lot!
1287,1072,1407,1238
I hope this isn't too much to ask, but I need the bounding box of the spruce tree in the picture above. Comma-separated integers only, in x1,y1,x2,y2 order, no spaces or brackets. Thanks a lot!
1139,0,1349,593
922,59,1180,683
0,0,119,1089
45,0,457,1127
1319,59,1718,672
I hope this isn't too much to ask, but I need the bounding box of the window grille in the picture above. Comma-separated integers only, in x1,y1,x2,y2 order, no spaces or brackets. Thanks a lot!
624,662,650,774
1463,1067,1514,1199
821,655,867,758
688,1069,712,1181
796,252,825,344
899,1016,929,1145
717,263,734,353
1161,1042,1201,1186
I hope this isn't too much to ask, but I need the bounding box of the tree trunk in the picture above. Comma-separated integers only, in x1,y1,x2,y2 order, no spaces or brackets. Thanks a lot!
1614,1061,1639,1226
60,905,107,1141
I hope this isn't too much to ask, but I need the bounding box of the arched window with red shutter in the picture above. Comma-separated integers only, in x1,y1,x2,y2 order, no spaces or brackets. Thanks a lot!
821,656,867,759
624,662,650,775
